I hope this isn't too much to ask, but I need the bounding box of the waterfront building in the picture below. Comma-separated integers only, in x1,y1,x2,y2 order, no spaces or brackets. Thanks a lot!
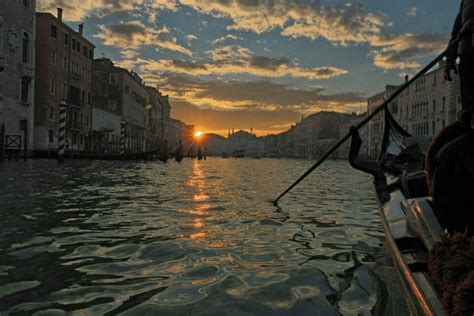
0,0,36,156
166,118,194,152
34,8,94,153
92,58,150,152
400,62,460,137
227,129,257,156
290,111,355,158
365,61,461,156
145,86,164,151
202,133,228,156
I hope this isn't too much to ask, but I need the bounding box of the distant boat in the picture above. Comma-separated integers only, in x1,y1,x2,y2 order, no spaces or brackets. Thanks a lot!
175,141,184,162
159,140,168,163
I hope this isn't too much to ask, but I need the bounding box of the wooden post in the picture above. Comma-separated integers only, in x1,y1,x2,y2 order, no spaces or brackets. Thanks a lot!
23,123,28,161
58,100,67,163
0,123,4,161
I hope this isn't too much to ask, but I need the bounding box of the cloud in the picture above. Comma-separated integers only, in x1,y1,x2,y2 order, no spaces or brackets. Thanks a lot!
120,45,347,80
37,0,178,21
95,21,193,56
370,33,447,70
147,75,365,112
154,76,365,135
119,47,348,80
185,34,198,42
211,34,240,46
179,1,384,46
171,99,302,136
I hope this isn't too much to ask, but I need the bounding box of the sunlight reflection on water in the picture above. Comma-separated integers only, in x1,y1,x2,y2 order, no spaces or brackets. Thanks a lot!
0,158,386,314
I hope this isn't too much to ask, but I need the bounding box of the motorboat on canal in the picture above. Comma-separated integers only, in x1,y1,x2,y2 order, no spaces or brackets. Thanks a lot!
349,109,444,315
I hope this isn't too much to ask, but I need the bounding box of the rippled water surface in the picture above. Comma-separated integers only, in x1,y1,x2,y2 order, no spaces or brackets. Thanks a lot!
0,158,389,315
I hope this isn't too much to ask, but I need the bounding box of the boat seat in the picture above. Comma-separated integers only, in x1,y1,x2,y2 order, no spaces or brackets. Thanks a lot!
402,198,444,251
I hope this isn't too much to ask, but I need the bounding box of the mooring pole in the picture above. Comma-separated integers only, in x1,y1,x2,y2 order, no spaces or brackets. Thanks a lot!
120,121,126,155
58,100,67,163
23,123,28,161
1,123,5,161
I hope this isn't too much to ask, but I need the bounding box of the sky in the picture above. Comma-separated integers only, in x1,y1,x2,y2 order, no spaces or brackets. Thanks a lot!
37,0,461,136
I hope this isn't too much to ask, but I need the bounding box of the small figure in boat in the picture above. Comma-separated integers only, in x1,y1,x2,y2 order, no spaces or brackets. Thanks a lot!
159,139,168,163
445,0,474,128
175,140,184,162
197,146,203,160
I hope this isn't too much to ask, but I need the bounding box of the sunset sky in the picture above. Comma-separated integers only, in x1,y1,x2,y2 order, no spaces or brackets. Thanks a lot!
37,0,459,136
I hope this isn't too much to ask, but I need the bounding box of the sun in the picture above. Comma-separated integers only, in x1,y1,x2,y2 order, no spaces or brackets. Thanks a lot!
194,131,203,138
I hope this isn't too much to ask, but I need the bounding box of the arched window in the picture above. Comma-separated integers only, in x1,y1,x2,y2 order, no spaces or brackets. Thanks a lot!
22,32,30,64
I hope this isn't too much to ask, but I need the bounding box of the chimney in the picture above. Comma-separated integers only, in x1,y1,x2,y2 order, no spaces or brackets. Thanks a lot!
405,74,409,83
78,23,84,35
57,8,63,21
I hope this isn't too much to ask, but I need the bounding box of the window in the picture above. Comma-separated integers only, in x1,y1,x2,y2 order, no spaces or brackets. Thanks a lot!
64,33,69,46
109,73,117,85
51,25,57,39
83,46,87,57
80,134,84,145
20,77,30,103
85,115,89,126
81,90,85,103
50,50,56,65
76,42,81,53
87,92,91,105
125,85,130,94
62,82,67,98
22,32,30,63
108,100,117,111
81,66,85,78
48,130,54,143
49,104,54,120
63,57,68,70
433,99,436,113
50,78,56,95
72,38,76,50
89,49,93,60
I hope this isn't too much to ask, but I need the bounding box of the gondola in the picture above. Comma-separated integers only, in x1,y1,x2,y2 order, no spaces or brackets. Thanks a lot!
349,109,444,315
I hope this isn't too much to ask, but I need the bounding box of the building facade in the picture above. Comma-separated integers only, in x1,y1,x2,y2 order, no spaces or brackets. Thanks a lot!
0,0,36,156
34,9,95,153
365,62,461,157
93,58,154,152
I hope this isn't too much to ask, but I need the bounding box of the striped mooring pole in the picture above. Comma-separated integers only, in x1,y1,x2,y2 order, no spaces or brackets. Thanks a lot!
120,121,126,155
58,100,67,163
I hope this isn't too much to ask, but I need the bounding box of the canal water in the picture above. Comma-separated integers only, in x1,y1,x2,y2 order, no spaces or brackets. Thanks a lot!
0,158,405,315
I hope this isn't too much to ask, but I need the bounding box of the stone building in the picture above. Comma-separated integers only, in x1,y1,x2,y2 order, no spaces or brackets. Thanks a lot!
365,61,461,157
92,58,150,152
34,8,95,153
290,111,355,158
145,86,162,150
0,0,36,156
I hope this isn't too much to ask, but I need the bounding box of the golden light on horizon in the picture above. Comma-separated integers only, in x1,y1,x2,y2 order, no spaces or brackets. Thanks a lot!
194,131,203,138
